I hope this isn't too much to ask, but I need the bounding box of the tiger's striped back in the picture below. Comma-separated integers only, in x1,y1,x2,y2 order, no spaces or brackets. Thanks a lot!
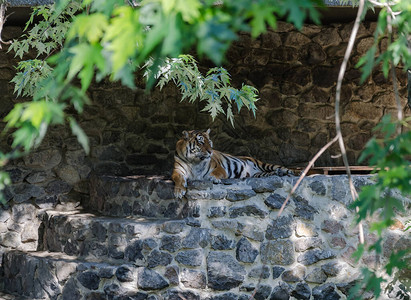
172,129,295,198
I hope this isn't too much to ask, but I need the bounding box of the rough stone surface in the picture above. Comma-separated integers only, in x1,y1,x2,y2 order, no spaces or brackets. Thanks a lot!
292,283,312,300
180,269,206,289
175,249,204,267
312,283,341,300
137,268,169,290
207,252,246,290
281,265,306,282
297,249,336,265
260,240,294,265
265,215,294,239
236,237,258,263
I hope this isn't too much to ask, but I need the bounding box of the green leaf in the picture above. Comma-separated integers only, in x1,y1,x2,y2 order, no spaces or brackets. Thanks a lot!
103,6,142,73
68,43,105,91
68,117,90,154
352,243,365,262
67,13,108,43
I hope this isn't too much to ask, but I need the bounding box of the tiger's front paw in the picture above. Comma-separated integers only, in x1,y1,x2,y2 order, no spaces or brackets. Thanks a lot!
174,186,187,199
209,175,221,184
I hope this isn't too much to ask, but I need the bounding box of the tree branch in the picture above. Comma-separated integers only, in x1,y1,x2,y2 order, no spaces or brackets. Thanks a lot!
334,0,365,244
0,3,12,49
277,135,339,217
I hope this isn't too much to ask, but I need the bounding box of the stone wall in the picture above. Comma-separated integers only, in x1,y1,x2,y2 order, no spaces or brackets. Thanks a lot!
1,175,410,299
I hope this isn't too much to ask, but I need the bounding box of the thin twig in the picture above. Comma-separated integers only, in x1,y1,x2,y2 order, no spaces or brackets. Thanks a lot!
386,13,404,126
0,3,12,49
277,135,339,217
335,0,365,244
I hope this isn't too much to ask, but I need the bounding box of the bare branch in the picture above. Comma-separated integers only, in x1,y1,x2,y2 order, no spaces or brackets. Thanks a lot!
334,0,365,244
0,3,12,49
277,135,339,217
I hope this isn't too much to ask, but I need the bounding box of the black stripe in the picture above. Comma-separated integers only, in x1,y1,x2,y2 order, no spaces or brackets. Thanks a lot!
238,163,244,178
233,161,239,178
222,154,232,177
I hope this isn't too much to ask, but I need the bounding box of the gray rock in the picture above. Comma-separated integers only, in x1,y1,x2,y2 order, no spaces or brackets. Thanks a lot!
186,217,201,227
1,231,20,247
211,220,238,231
104,283,123,298
207,251,246,290
210,190,227,200
321,261,343,277
312,283,340,300
163,289,200,300
91,222,107,242
24,149,62,169
180,269,206,289
163,220,185,234
62,278,81,300
78,271,100,290
12,203,36,224
254,285,272,300
291,282,311,300
265,193,288,209
229,204,268,218
321,219,343,234
10,183,45,203
209,293,238,300
292,195,318,220
247,177,283,193
260,240,294,265
331,176,351,204
115,291,148,300
305,267,327,283
115,265,134,282
182,228,210,248
137,268,169,290
294,237,323,252
147,250,173,268
239,223,265,242
272,266,285,279
281,265,306,282
266,215,294,239
309,180,326,195
236,237,258,263
207,206,227,218
270,282,292,300
226,189,257,201
164,265,179,286
211,234,235,250
160,235,182,253
297,249,336,265
248,265,270,279
155,180,174,200
175,249,203,266
98,267,116,278
46,180,72,195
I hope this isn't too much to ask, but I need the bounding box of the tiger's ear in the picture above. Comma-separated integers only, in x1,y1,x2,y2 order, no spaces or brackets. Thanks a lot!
182,131,189,140
205,128,211,136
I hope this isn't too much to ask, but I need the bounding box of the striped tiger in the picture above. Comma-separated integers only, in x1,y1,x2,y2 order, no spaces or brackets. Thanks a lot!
172,129,295,198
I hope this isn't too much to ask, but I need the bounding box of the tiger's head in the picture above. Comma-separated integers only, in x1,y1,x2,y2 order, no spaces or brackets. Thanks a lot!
177,129,213,163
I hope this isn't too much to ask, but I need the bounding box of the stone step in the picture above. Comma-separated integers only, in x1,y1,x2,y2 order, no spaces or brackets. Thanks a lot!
88,175,196,218
87,174,294,218
42,210,170,263
0,250,160,300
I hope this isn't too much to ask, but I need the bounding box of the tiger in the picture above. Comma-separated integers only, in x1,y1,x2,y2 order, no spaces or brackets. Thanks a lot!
172,129,296,198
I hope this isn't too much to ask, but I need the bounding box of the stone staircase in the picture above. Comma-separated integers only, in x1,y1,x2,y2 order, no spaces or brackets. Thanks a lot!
0,175,409,299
